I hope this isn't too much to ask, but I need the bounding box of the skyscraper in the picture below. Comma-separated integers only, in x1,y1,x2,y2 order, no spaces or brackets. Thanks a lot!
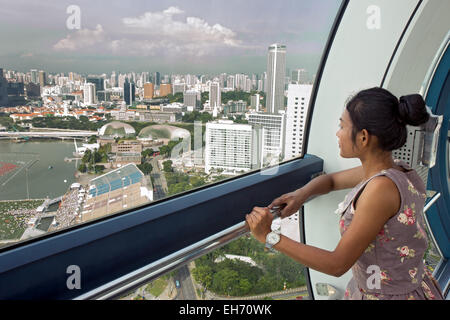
159,84,172,97
30,69,39,85
209,82,221,110
124,78,135,106
0,68,8,106
292,69,308,84
87,76,105,92
153,72,161,86
266,44,286,114
143,83,154,99
83,83,96,105
39,70,46,87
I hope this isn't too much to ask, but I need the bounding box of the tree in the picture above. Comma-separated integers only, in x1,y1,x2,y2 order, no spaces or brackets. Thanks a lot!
137,162,153,175
163,160,173,173
78,163,87,173
82,149,92,163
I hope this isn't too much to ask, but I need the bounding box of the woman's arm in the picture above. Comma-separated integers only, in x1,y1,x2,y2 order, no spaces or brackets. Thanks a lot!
247,176,400,277
269,165,364,218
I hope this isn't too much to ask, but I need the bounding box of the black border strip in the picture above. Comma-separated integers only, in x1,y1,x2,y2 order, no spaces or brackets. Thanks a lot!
380,0,423,87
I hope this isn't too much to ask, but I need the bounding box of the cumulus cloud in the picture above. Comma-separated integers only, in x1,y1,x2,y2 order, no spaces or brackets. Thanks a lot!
121,7,241,48
53,7,243,57
53,24,106,51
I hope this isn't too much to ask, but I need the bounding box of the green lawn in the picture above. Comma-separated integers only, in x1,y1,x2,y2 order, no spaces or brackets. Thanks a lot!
145,278,168,297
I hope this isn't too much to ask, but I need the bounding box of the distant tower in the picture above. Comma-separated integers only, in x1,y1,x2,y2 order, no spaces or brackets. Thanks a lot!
124,78,135,106
209,82,221,110
38,70,47,87
266,44,286,114
30,69,39,85
83,83,96,105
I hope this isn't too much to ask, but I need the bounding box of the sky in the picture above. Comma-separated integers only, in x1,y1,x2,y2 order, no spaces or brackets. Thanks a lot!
0,0,342,76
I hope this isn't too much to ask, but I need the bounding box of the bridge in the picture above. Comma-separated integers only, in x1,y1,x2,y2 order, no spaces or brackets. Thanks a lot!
0,130,98,139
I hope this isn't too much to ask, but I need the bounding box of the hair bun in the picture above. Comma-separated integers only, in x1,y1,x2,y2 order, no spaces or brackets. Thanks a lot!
397,94,429,126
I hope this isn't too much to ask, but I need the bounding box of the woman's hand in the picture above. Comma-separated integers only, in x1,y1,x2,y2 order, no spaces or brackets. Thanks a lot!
268,188,308,218
245,207,273,244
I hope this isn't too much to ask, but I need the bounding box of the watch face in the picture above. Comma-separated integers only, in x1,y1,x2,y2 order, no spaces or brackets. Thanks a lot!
267,232,280,245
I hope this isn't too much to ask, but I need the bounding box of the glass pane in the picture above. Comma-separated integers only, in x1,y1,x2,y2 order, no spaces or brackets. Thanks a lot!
0,0,341,251
116,211,309,301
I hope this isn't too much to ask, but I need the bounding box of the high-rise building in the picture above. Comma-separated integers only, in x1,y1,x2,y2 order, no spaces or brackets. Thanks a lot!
153,72,161,86
30,69,39,85
183,90,200,110
143,83,154,99
38,70,46,87
248,112,286,167
124,78,136,106
159,84,172,97
284,84,313,160
205,120,261,174
0,68,8,106
83,83,96,105
292,69,308,84
111,71,118,87
250,94,261,111
209,82,221,110
266,44,286,114
173,82,186,94
87,76,105,92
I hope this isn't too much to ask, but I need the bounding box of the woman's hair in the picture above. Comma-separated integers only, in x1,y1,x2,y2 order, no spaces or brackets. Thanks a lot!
345,87,430,151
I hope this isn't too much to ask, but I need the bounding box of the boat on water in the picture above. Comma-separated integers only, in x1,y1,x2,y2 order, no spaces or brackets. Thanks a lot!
48,166,53,169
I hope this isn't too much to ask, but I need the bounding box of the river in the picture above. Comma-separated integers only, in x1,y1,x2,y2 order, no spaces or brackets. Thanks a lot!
0,140,79,200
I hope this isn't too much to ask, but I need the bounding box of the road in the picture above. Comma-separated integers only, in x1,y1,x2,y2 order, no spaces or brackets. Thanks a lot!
175,264,197,300
0,130,97,138
149,156,168,200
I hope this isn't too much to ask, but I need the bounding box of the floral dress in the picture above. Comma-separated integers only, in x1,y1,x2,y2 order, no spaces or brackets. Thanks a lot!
336,159,444,300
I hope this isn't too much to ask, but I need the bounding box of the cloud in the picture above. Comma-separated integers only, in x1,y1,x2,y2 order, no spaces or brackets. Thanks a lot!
53,24,106,51
52,7,244,57
118,6,243,56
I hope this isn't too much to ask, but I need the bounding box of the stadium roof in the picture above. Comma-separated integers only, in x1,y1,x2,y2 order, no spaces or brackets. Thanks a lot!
88,163,144,198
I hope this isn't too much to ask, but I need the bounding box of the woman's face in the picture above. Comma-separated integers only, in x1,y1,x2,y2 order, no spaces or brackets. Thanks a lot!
336,109,357,158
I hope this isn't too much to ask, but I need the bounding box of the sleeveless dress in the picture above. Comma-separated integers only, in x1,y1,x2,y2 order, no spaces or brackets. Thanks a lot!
336,159,444,300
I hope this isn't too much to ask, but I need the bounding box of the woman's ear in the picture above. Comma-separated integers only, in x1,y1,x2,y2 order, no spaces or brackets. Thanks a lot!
360,129,369,145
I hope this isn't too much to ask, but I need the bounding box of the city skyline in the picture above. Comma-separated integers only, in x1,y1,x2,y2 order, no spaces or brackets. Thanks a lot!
0,0,341,74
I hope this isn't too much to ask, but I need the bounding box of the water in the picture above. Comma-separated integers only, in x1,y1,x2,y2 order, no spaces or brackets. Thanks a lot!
0,140,78,200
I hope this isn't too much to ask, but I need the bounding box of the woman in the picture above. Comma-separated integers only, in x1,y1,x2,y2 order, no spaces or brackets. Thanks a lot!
245,87,444,300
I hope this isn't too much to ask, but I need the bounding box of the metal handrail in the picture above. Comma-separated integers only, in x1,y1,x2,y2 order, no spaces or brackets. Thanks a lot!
74,201,312,300
74,206,291,300
75,219,251,300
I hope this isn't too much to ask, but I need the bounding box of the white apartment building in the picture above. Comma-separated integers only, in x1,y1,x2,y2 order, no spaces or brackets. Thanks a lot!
248,112,286,167
83,83,96,105
205,120,261,174
284,84,313,161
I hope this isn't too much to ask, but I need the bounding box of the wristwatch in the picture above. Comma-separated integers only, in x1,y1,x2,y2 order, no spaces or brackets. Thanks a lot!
271,218,281,234
265,231,281,251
